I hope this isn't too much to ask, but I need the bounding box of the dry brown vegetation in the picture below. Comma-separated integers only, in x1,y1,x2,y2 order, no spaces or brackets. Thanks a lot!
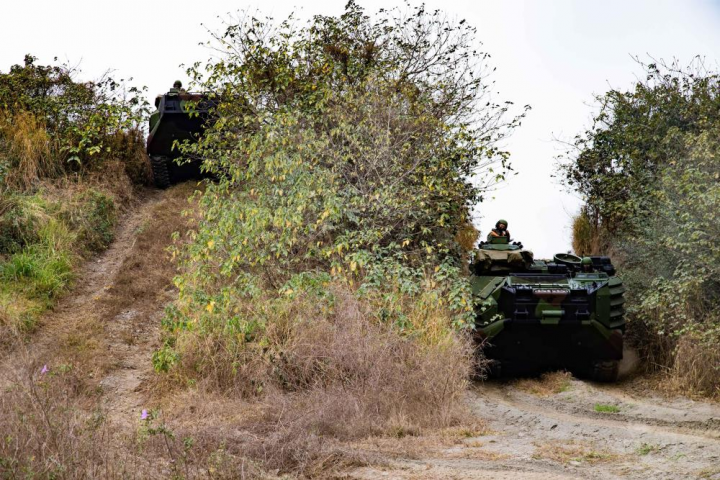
514,371,573,397
156,289,475,474
532,440,619,465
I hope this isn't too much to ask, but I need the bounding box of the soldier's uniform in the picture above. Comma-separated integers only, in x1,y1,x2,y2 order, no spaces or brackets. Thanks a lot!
169,80,186,95
487,219,511,242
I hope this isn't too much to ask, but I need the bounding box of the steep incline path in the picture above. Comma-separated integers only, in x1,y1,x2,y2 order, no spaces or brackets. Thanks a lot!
0,184,194,426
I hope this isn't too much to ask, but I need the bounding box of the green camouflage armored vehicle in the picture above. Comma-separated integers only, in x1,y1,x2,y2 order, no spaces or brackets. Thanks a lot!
147,86,215,188
471,236,625,381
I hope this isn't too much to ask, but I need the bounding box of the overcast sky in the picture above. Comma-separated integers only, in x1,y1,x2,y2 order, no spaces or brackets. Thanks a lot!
3,0,719,257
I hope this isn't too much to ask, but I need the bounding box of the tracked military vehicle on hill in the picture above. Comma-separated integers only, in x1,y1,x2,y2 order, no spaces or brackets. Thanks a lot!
146,89,215,188
471,236,625,382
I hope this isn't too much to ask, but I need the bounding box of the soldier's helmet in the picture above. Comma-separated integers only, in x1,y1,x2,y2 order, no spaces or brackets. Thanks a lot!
581,257,593,265
173,80,182,88
496,219,508,228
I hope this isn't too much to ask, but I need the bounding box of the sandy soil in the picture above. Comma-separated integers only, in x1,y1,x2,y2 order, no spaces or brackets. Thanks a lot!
351,375,720,480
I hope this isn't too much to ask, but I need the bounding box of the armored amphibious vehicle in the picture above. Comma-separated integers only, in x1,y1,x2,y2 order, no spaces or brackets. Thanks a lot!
147,91,215,188
471,236,625,381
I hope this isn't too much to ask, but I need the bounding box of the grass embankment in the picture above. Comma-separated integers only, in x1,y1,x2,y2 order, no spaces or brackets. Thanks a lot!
0,179,131,337
0,56,148,341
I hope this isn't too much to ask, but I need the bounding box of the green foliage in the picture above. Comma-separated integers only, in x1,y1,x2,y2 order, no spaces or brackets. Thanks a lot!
563,59,720,396
158,3,523,382
559,58,720,237
621,132,719,350
0,54,149,190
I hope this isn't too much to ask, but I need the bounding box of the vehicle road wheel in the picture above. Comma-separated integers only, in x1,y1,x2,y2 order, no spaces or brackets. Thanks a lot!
590,360,619,382
150,155,171,189
486,360,503,379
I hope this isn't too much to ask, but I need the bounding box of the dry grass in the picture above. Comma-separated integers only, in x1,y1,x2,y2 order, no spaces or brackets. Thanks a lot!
0,110,58,191
571,208,607,256
668,335,720,399
0,109,149,192
515,371,573,397
0,357,276,479
156,287,475,475
0,354,120,478
532,440,619,465
101,183,198,319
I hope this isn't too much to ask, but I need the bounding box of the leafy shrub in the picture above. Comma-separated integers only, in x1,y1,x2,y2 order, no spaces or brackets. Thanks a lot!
0,54,149,191
152,5,515,472
159,2,523,375
563,60,720,397
559,58,720,241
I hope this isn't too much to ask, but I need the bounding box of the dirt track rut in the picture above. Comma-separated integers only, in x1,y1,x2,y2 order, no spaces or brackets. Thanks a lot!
352,378,720,479
0,185,191,426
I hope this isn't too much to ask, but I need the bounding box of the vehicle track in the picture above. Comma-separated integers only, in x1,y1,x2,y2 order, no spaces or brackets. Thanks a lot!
351,378,720,480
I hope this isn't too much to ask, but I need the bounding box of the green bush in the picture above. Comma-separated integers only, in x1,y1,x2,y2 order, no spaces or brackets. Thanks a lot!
157,4,522,397
562,60,720,397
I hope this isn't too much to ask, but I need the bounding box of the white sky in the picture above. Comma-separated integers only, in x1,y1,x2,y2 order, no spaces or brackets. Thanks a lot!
3,0,720,257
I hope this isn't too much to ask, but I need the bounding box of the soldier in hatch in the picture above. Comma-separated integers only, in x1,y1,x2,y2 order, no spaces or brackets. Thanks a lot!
169,80,186,95
581,257,594,273
487,219,511,241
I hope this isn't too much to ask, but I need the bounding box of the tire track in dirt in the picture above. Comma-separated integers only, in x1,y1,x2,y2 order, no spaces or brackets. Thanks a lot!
350,379,720,480
479,382,720,442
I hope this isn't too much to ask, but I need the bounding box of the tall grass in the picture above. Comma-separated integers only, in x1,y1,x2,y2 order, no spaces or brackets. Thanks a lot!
0,110,59,191
0,186,120,336
156,287,473,474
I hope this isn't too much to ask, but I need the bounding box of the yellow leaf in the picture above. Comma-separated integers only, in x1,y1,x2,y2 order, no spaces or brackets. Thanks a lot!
206,302,215,313
434,266,440,272
207,240,215,249
350,261,357,272
285,289,294,296
402,239,410,247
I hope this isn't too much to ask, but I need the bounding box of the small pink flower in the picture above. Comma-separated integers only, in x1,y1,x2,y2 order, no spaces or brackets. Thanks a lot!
141,409,149,420
40,365,48,375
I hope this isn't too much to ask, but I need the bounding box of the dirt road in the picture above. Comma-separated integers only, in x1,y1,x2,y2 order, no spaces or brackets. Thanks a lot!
352,375,720,480
0,184,194,426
